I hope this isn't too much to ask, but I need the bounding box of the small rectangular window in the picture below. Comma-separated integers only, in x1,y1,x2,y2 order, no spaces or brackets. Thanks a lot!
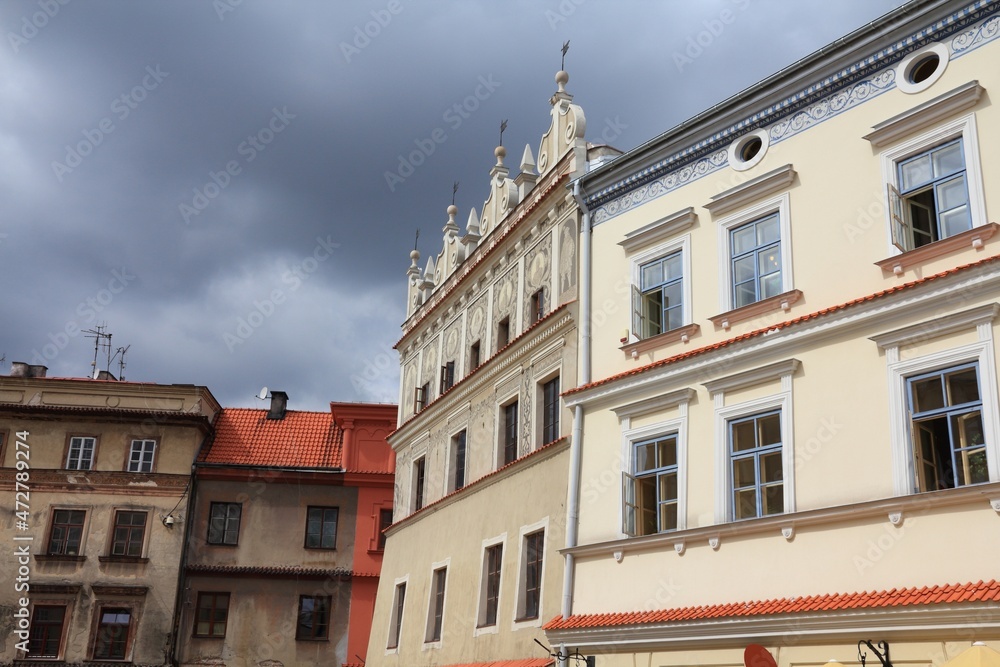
28,605,66,658
378,508,392,551
296,596,331,640
496,317,510,351
111,510,147,557
502,400,519,466
529,289,545,325
127,439,156,472
635,251,684,339
66,436,96,470
440,361,455,392
48,509,86,556
304,506,339,549
893,139,972,251
517,530,544,621
730,213,781,309
730,411,784,520
194,592,230,638
414,382,430,412
541,377,560,445
413,457,426,511
623,434,679,536
426,567,447,642
93,607,132,660
207,502,242,545
479,544,503,627
451,430,467,491
470,341,481,370
387,582,406,649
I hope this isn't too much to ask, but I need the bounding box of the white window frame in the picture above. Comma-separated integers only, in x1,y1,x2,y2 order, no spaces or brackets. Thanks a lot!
511,517,548,631
410,443,428,513
880,113,987,256
621,415,688,537
629,235,692,340
384,574,408,654
422,558,450,649
709,362,797,523
66,436,96,470
715,193,793,313
534,364,562,449
446,428,468,493
473,533,506,636
873,306,1000,495
127,439,157,473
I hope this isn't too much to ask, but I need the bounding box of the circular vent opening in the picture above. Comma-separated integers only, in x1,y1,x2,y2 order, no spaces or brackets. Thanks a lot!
728,130,770,172
896,43,949,94
908,53,940,84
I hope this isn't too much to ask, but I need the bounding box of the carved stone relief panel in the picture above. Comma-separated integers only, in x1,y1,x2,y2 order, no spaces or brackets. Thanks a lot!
559,218,577,296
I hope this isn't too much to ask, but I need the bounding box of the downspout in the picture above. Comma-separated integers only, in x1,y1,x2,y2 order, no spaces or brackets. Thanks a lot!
562,179,591,629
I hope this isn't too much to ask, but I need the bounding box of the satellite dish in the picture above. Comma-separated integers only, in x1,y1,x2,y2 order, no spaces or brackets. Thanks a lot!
257,386,269,400
745,645,777,667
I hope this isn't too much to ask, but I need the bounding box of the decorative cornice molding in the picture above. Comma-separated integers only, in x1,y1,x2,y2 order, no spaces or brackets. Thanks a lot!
703,358,801,396
618,207,697,254
705,165,796,217
611,388,696,420
863,80,985,147
870,302,1000,349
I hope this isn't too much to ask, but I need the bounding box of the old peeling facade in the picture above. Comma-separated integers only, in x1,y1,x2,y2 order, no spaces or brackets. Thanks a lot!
175,397,396,667
0,366,220,667
367,69,613,667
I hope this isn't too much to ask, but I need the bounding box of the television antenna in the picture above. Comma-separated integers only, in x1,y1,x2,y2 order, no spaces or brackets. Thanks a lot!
84,324,112,379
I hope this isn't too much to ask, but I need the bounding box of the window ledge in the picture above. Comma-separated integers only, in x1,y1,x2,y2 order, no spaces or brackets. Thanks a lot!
876,223,1000,275
98,556,149,564
621,324,700,358
709,290,803,329
34,554,86,563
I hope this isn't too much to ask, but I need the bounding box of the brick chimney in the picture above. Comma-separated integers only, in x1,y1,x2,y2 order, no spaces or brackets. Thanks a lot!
266,391,288,420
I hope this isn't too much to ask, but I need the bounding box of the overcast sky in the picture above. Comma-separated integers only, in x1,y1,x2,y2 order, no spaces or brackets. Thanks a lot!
1,0,906,411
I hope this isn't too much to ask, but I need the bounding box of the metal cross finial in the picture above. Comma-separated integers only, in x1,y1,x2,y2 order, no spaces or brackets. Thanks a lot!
452,181,459,205
561,40,570,70
413,228,419,251
499,119,508,146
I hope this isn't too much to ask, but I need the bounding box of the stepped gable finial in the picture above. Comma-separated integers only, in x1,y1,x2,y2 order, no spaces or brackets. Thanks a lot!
494,144,507,167
465,207,481,235
520,144,537,175
444,203,459,234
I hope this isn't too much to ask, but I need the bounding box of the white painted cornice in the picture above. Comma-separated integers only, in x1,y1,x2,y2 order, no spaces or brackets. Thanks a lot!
863,80,985,148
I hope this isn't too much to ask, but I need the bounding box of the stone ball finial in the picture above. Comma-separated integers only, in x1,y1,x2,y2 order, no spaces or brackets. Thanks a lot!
495,145,507,160
447,204,458,217
410,249,420,261
556,70,569,91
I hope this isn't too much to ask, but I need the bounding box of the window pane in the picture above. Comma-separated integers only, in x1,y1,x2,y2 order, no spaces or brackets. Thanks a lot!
635,442,655,472
641,262,662,289
659,502,678,532
932,141,963,178
758,414,781,446
663,282,682,311
937,175,969,212
757,247,780,275
756,215,780,245
732,225,756,255
663,253,682,280
733,256,756,283
735,282,756,308
657,437,677,468
761,452,783,483
731,420,757,452
659,471,678,501
900,155,932,191
947,368,980,405
940,205,971,238
763,483,784,515
732,457,756,488
734,489,757,519
911,376,945,412
956,446,988,486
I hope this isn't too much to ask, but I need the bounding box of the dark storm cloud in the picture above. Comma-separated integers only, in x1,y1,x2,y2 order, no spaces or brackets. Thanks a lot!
1,0,904,409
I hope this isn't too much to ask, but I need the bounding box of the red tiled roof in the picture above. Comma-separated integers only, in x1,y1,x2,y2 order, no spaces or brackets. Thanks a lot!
565,253,1000,397
437,660,554,667
543,580,1000,630
200,407,342,468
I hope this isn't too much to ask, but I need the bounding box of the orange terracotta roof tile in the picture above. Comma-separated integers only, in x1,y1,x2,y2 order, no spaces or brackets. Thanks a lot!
565,253,1000,398
436,660,554,667
200,407,342,469
544,580,1000,631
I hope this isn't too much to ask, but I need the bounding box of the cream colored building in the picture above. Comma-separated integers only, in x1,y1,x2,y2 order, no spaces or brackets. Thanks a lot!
545,1,1000,666
367,70,606,667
